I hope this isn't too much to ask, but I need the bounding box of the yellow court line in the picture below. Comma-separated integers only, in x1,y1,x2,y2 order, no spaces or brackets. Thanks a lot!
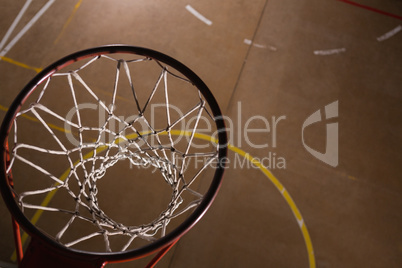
0,105,8,113
0,56,42,73
0,104,70,134
225,142,315,268
9,123,316,268
10,182,60,261
53,0,83,44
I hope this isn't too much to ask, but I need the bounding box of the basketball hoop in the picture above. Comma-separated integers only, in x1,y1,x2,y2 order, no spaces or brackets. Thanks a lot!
0,45,227,267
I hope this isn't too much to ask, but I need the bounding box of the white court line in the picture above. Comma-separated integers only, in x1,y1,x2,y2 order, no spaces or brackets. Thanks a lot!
0,0,33,51
244,38,277,51
244,39,252,45
313,48,346,56
377,25,402,42
298,218,304,229
253,43,267,49
185,5,212,26
0,0,55,58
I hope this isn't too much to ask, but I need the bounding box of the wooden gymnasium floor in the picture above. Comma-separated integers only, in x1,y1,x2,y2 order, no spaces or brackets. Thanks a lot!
0,0,401,267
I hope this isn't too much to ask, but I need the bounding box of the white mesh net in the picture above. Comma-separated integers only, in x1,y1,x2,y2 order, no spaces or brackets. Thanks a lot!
6,52,223,253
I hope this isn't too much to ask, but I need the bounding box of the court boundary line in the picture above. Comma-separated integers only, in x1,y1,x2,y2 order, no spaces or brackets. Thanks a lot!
0,56,42,73
337,0,402,20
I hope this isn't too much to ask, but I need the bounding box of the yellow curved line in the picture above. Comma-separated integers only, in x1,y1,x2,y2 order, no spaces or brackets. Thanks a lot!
180,131,316,268
10,129,315,268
